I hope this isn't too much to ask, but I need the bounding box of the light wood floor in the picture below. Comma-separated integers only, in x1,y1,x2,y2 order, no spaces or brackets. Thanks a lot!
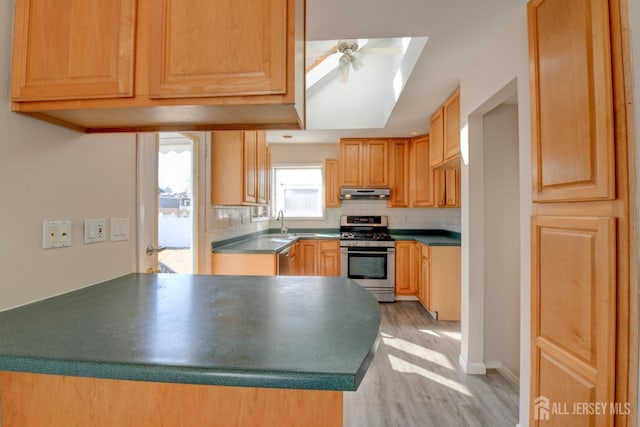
344,302,519,427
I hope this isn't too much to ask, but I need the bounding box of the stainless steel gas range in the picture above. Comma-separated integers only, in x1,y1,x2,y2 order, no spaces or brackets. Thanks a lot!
339,215,395,302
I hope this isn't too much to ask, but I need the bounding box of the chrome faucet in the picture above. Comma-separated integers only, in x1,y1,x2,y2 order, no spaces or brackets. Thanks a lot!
276,210,288,235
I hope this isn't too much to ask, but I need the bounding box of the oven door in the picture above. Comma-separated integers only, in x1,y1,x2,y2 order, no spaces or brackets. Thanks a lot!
340,246,395,288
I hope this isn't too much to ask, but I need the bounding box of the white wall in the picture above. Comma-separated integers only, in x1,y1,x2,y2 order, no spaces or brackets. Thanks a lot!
0,1,137,310
458,3,531,426
482,104,520,375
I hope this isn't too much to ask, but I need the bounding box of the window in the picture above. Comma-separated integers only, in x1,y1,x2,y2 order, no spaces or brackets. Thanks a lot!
273,166,324,218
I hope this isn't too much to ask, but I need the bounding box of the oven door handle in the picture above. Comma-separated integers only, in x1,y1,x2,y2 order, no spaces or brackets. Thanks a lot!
342,250,393,255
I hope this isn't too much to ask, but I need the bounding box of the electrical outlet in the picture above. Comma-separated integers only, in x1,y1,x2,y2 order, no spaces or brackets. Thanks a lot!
84,219,106,244
42,221,72,249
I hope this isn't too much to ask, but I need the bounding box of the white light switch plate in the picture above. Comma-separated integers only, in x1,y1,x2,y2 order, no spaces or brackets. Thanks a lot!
110,217,129,241
84,219,106,244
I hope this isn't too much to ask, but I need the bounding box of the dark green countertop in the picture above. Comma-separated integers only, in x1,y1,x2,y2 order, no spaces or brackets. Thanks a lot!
391,230,461,246
213,230,340,254
0,273,380,391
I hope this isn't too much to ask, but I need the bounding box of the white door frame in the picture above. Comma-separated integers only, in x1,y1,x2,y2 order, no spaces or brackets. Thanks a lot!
136,132,209,274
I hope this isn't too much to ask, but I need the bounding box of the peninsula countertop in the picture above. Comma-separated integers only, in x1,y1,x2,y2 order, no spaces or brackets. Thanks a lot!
212,229,460,254
0,273,380,391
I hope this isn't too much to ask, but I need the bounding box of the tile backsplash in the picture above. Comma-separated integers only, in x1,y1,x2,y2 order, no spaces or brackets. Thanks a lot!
209,201,461,245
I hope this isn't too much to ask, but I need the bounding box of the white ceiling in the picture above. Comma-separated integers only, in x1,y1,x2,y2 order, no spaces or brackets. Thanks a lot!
267,0,523,144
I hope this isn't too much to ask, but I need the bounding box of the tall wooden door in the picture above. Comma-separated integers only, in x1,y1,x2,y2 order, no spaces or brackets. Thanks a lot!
339,140,363,187
11,0,136,101
363,140,389,187
528,0,632,425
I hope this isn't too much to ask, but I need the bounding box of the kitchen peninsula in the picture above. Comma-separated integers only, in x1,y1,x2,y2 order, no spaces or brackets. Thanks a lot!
0,274,380,426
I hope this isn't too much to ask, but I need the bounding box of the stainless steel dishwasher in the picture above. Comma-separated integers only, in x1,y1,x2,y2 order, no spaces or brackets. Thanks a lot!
276,246,291,275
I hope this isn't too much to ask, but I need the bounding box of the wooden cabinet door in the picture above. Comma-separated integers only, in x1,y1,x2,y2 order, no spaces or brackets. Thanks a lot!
394,241,416,295
529,0,614,202
420,244,431,309
429,107,445,168
289,241,298,275
531,216,616,425
388,139,410,207
528,1,630,422
324,159,340,208
363,140,389,187
434,170,446,207
256,132,268,205
299,240,318,276
339,140,363,187
11,0,136,101
318,241,340,277
410,135,434,207
445,169,459,207
149,0,288,98
243,131,258,204
443,89,461,162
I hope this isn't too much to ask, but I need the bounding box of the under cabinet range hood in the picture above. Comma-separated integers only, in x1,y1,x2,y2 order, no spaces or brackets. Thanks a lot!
340,188,391,200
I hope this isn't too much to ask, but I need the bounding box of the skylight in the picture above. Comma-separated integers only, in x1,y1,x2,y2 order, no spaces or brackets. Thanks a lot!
305,37,428,130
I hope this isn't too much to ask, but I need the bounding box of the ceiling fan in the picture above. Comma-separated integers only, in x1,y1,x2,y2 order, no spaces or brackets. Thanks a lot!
307,39,402,83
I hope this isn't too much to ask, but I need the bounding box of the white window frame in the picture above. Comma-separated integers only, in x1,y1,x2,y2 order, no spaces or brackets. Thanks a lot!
271,163,326,220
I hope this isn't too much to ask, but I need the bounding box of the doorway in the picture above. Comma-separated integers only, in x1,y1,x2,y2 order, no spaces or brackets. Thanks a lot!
136,132,207,274
157,133,198,273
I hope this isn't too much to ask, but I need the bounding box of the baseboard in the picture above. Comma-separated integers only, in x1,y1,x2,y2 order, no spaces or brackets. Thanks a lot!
394,295,419,301
458,354,486,375
496,366,520,388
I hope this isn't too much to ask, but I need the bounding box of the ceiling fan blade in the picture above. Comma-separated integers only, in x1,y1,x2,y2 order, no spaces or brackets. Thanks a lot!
351,56,364,72
307,49,337,58
339,61,350,83
358,47,403,55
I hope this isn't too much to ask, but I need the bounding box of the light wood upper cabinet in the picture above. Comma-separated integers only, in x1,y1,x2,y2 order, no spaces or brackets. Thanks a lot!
363,140,389,187
11,0,136,101
10,0,305,132
529,0,614,202
430,88,461,169
324,159,340,208
429,107,445,168
434,169,460,208
388,139,411,208
339,140,363,187
339,139,388,188
149,0,286,98
257,132,269,205
410,135,434,207
210,130,269,206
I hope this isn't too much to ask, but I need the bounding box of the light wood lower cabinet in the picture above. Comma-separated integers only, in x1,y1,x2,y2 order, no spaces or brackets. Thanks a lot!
394,241,419,295
212,239,339,277
318,240,340,277
211,253,276,276
395,241,461,321
419,244,460,321
299,239,340,276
